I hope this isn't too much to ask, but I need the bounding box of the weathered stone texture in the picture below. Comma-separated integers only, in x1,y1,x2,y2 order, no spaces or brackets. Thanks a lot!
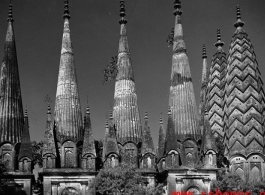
54,16,83,144
224,7,265,159
169,2,199,142
113,14,142,145
0,4,24,145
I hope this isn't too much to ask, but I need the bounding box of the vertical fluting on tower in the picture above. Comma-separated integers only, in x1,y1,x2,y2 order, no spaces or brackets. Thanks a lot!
169,0,199,141
0,3,24,144
207,30,227,139
198,45,209,135
54,0,83,143
113,0,142,144
224,6,265,158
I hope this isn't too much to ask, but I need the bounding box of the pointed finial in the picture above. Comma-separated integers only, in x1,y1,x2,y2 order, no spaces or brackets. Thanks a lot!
109,110,113,120
63,0,71,19
234,5,244,28
47,104,51,114
173,0,182,16
202,44,207,59
159,113,163,124
105,118,109,128
24,107,28,118
144,111,148,120
7,3,13,22
119,0,127,24
214,29,224,47
86,105,90,114
168,107,172,116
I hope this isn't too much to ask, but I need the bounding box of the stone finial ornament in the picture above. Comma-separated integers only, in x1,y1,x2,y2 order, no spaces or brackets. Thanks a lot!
234,5,244,28
7,3,13,22
202,44,207,59
119,0,127,24
214,29,224,47
63,0,71,19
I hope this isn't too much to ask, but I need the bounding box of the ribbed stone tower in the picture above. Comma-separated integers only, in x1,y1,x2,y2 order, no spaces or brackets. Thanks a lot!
112,0,142,166
113,0,142,145
0,4,33,194
168,0,199,142
0,3,24,146
224,6,265,181
198,45,209,135
53,0,83,144
207,30,227,139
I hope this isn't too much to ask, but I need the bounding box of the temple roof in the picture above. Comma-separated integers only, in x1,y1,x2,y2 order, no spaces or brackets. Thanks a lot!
53,0,83,143
0,3,24,144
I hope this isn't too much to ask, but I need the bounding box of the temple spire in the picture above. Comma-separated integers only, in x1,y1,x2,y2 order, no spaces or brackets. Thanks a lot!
18,109,32,162
206,29,226,139
113,0,142,145
82,105,96,169
141,111,155,156
168,0,199,141
157,114,165,160
234,5,244,28
224,6,265,161
54,0,83,143
199,44,209,135
7,3,13,22
0,3,24,144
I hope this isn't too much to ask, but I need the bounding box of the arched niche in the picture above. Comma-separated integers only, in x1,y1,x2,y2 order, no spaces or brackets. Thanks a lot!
235,167,244,179
249,166,260,182
62,140,77,168
166,150,179,168
187,187,200,195
123,142,138,166
1,143,14,171
183,139,197,167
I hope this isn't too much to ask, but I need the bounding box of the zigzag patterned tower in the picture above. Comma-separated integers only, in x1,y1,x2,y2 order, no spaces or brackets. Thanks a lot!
207,30,227,139
168,0,199,141
224,6,265,162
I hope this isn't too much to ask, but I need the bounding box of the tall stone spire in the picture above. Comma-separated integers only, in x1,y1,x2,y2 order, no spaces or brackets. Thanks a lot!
164,108,178,154
207,29,227,139
168,0,199,141
113,0,142,144
0,3,24,144
224,6,265,158
198,45,209,135
54,0,83,143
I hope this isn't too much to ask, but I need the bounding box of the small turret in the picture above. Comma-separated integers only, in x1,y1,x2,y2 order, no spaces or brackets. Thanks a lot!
81,105,96,170
140,111,156,169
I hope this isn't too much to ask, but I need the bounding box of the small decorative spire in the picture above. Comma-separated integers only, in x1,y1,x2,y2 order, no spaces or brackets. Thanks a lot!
86,105,90,114
63,0,71,19
109,110,113,120
7,3,13,22
202,44,207,59
214,29,224,47
159,113,163,124
119,0,127,24
168,107,172,116
24,107,28,118
234,5,244,28
144,111,148,120
105,118,109,128
173,0,182,16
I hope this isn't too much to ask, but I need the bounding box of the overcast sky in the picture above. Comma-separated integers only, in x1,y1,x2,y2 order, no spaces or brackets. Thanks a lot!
0,0,265,148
